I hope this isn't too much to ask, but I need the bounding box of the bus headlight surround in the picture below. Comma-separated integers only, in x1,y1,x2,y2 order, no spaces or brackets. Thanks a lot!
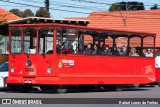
26,60,32,67
47,68,52,73
11,67,15,73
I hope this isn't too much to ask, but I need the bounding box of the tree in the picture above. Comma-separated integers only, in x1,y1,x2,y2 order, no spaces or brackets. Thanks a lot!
35,7,50,18
150,4,159,10
45,0,49,11
109,2,145,11
9,9,22,17
22,9,34,18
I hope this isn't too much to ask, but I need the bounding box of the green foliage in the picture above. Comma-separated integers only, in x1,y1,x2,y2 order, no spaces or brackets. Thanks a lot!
150,4,159,10
22,9,34,18
9,9,22,17
109,1,145,11
35,7,50,18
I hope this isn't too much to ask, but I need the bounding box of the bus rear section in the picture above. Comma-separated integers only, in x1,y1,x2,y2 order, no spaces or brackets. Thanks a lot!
7,23,156,93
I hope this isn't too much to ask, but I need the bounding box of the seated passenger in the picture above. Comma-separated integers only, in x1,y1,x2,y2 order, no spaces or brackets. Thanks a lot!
140,49,146,57
56,44,61,53
129,48,139,56
102,45,112,55
62,43,70,54
70,45,75,53
112,47,119,55
145,49,153,57
119,46,127,56
84,43,92,54
92,44,98,55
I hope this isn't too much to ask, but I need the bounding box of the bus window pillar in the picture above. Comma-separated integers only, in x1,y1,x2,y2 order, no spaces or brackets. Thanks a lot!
54,29,57,54
127,37,130,55
36,29,39,54
141,37,143,50
22,29,24,53
82,33,84,52
98,34,100,54
112,35,116,51
154,37,156,57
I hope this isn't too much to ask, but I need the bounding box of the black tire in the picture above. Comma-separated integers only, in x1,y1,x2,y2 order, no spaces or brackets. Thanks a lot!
54,85,68,94
158,81,160,87
40,85,53,91
106,84,123,91
132,84,140,88
8,84,18,91
18,85,31,93
79,85,95,92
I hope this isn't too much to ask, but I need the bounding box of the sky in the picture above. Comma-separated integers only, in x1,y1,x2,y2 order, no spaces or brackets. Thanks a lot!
0,0,160,19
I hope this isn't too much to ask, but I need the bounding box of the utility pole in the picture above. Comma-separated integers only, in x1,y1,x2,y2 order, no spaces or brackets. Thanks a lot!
45,0,50,11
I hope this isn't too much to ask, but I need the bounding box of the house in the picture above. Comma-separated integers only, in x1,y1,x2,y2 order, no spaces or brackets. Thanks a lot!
0,7,20,64
66,10,160,48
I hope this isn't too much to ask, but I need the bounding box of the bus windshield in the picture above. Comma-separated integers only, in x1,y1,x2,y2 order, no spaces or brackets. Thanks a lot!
10,28,22,54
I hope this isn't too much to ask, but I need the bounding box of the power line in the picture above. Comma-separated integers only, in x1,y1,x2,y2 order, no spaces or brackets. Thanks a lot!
1,0,160,19
0,0,91,14
71,0,159,7
22,0,107,11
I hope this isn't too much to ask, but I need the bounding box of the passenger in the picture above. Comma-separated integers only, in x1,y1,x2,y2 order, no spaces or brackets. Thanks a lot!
62,43,70,54
129,48,139,56
102,45,112,55
56,44,61,53
141,49,146,57
112,47,119,55
70,45,75,53
145,49,153,57
119,46,127,56
84,43,92,54
92,44,98,55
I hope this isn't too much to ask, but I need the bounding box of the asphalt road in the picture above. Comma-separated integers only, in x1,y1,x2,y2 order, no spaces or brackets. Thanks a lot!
0,85,159,107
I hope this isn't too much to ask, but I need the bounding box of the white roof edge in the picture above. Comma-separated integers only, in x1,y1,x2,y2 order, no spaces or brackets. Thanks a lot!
8,17,90,23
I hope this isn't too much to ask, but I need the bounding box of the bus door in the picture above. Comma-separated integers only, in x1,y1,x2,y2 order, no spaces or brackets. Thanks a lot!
36,28,54,77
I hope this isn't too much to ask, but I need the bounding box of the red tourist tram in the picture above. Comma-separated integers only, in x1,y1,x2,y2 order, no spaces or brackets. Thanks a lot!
6,23,156,93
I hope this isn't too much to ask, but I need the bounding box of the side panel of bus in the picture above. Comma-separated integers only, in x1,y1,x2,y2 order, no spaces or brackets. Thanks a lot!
57,54,155,85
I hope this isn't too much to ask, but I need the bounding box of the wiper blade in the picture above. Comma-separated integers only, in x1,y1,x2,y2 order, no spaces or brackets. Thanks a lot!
11,53,15,58
24,53,29,58
42,53,46,58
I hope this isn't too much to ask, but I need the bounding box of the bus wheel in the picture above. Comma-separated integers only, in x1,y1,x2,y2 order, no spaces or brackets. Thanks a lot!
19,85,31,93
132,84,140,88
158,81,160,87
107,84,123,91
8,84,18,91
79,85,95,92
40,85,53,91
54,85,68,94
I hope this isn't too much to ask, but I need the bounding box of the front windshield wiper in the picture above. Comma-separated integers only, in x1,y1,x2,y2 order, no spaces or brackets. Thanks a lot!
24,53,30,58
42,53,46,58
11,53,15,58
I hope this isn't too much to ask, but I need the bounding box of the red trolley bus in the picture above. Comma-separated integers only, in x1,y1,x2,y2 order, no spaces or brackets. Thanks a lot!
7,23,156,93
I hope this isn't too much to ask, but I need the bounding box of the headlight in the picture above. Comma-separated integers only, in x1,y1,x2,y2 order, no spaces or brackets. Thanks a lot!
26,60,32,67
11,67,15,73
47,68,52,73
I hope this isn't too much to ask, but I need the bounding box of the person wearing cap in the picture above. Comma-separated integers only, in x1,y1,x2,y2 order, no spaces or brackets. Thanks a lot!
145,49,153,57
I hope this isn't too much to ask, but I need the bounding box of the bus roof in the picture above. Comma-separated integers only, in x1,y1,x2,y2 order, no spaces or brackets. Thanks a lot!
9,23,156,37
